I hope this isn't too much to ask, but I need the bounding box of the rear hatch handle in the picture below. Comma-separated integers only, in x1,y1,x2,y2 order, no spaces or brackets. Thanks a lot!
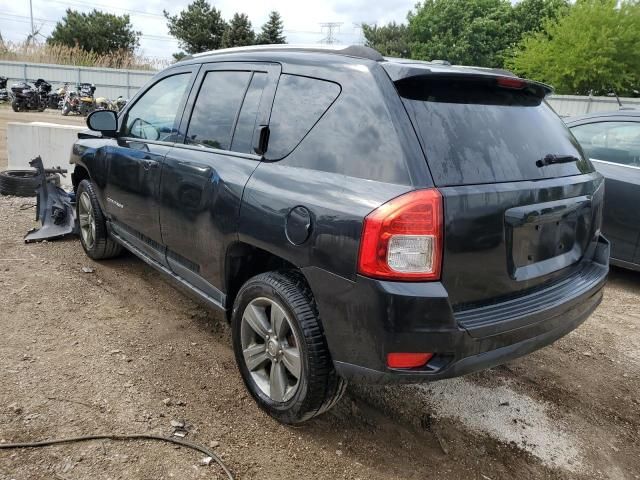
536,154,580,168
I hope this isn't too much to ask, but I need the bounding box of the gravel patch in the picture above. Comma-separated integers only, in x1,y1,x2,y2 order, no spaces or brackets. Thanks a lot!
419,378,582,471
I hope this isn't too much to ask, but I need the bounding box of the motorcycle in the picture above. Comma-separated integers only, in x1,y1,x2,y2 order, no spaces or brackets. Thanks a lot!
62,83,96,116
61,89,79,116
0,76,9,103
114,96,128,112
47,83,68,110
10,79,49,112
94,95,127,112
78,83,96,116
94,96,112,110
35,78,53,109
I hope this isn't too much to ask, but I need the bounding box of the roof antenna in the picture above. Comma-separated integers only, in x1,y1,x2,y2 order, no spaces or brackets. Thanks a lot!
607,90,623,108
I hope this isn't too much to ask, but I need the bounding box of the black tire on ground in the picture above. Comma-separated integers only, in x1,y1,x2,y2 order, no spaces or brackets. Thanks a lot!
0,170,60,197
11,99,20,112
232,271,347,424
76,179,123,260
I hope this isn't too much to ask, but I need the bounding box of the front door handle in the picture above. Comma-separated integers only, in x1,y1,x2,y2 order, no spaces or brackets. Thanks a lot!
143,159,159,170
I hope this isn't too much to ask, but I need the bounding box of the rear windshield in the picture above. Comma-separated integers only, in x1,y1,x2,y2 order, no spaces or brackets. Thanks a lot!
398,77,593,186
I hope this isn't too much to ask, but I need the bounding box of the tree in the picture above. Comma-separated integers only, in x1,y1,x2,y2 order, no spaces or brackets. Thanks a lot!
256,11,286,45
362,22,411,58
48,9,140,54
507,0,640,95
164,0,227,54
408,0,518,68
222,13,255,48
172,51,188,62
512,0,569,37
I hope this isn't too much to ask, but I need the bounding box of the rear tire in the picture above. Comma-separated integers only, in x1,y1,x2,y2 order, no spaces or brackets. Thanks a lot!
232,271,346,424
76,179,122,260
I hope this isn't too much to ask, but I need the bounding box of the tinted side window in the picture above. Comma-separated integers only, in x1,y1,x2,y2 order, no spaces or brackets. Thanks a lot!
571,121,640,167
186,71,252,150
231,72,268,154
267,75,340,159
124,73,191,141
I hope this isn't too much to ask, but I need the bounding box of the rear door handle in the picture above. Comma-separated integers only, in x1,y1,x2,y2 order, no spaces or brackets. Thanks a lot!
143,159,159,170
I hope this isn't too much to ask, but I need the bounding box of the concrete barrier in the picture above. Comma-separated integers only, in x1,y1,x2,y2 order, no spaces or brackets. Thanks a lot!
7,122,85,188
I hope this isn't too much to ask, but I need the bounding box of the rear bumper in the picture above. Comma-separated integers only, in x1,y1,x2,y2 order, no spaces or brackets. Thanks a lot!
303,235,609,384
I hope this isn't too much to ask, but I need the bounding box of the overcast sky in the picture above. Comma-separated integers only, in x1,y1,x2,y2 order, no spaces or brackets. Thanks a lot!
0,0,414,60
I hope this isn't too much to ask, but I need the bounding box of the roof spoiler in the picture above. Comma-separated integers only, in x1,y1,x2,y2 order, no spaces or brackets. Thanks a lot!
388,67,554,98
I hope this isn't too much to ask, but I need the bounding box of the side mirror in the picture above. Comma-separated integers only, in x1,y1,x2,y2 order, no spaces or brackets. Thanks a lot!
87,110,118,136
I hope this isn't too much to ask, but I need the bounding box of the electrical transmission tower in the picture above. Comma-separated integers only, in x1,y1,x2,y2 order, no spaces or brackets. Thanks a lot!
353,23,365,45
319,22,343,45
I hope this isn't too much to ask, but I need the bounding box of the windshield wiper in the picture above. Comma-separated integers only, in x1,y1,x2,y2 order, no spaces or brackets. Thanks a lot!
536,154,580,168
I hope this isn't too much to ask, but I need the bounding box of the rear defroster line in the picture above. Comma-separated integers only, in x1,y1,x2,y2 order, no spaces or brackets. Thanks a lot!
0,433,234,480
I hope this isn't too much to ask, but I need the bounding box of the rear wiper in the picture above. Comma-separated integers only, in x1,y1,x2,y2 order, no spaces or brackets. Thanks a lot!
536,154,580,168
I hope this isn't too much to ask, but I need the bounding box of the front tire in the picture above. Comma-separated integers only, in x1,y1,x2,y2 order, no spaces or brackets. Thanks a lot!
76,179,122,260
232,271,346,424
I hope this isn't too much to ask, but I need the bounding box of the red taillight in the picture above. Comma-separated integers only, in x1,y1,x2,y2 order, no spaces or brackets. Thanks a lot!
387,353,434,369
358,189,443,281
496,77,526,89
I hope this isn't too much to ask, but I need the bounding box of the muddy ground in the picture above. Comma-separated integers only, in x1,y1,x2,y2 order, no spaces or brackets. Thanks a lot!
0,109,639,480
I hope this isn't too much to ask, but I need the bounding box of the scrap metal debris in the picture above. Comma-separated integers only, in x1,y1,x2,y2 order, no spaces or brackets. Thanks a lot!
24,156,77,243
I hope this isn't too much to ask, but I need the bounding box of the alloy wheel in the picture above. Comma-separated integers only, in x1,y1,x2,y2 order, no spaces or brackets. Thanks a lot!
240,297,302,402
78,191,96,249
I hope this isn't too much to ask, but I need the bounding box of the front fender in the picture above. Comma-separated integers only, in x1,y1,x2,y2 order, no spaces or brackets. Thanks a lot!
70,136,115,212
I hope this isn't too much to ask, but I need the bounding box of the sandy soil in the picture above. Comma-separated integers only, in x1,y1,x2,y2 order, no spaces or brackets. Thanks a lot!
0,109,639,480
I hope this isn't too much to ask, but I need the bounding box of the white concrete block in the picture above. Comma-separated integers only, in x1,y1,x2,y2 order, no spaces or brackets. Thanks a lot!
7,122,85,188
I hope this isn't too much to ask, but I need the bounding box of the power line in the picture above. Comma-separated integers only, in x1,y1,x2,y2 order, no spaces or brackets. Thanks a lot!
2,3,333,38
43,0,330,36
47,0,166,19
0,13,180,43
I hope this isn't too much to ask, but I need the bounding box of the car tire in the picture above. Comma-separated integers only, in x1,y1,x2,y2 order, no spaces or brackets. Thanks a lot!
232,271,346,424
0,170,60,197
76,179,122,260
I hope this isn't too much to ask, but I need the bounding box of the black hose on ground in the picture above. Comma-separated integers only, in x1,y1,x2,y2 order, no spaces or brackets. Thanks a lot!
0,433,234,480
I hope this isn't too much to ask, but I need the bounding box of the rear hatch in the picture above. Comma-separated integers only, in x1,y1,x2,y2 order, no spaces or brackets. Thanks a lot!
390,69,604,308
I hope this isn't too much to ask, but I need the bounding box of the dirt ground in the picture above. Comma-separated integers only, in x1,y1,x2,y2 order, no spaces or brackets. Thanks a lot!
0,108,639,480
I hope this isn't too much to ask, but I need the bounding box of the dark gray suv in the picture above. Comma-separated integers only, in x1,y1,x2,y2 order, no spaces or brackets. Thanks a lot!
71,45,609,423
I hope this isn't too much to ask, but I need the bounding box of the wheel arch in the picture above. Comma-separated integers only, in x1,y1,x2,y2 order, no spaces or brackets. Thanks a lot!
71,164,90,193
224,241,307,320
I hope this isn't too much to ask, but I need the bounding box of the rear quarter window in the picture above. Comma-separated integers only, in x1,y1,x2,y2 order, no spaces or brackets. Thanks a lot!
399,77,593,186
266,74,340,160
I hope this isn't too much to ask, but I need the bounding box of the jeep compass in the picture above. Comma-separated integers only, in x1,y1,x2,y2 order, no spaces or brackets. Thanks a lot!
70,45,609,423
